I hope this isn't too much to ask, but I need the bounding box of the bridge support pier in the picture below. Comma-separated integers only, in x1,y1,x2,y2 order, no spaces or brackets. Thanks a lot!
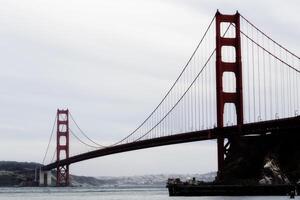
39,170,52,186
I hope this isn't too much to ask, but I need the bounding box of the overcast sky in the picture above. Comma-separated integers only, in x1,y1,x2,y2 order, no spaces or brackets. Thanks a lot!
0,0,299,176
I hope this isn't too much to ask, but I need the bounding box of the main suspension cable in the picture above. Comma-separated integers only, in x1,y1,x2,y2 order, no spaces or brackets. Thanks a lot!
112,15,216,146
69,128,100,149
42,115,57,165
236,25,300,73
69,112,106,148
240,14,300,60
130,23,233,142
135,50,217,142
51,149,57,163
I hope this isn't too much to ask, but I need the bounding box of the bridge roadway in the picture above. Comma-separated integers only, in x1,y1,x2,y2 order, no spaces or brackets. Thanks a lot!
42,116,300,171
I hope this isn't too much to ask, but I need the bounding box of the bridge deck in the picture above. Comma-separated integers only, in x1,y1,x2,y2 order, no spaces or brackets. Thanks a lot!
42,116,300,171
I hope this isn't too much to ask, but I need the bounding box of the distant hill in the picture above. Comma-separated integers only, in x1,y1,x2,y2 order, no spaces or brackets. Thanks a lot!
0,161,42,171
0,161,103,187
0,161,41,186
0,161,216,187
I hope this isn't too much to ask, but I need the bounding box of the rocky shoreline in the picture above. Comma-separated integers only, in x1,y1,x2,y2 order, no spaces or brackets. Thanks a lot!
217,131,300,185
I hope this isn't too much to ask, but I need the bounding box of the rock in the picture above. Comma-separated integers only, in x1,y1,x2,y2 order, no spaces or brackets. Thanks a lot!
216,130,300,185
259,154,290,185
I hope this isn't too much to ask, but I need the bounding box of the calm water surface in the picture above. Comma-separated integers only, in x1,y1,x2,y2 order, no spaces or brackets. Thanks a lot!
0,187,297,200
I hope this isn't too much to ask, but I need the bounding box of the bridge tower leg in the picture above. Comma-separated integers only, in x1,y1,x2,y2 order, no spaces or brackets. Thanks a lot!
215,11,243,178
56,109,70,186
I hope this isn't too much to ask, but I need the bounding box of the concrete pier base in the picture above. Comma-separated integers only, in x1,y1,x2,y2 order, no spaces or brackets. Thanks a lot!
39,170,52,186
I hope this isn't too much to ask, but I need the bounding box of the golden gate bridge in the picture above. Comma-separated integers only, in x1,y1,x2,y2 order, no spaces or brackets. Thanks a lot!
40,10,300,186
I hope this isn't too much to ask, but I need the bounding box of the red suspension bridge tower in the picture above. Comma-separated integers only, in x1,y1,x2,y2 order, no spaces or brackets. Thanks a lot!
56,109,70,186
215,11,243,176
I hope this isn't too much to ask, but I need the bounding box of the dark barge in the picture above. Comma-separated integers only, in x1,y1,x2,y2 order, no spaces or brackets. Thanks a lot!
167,178,298,197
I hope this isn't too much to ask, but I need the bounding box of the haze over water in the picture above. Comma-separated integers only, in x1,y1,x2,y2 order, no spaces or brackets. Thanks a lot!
0,187,295,200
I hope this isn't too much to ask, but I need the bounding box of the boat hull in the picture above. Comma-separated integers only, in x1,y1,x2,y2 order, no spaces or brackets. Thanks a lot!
167,184,297,196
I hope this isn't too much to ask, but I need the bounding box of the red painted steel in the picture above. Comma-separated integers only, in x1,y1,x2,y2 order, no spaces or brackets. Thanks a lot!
215,11,243,176
56,109,70,186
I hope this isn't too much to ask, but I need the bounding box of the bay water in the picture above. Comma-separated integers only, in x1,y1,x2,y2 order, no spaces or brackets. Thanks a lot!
0,187,296,200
